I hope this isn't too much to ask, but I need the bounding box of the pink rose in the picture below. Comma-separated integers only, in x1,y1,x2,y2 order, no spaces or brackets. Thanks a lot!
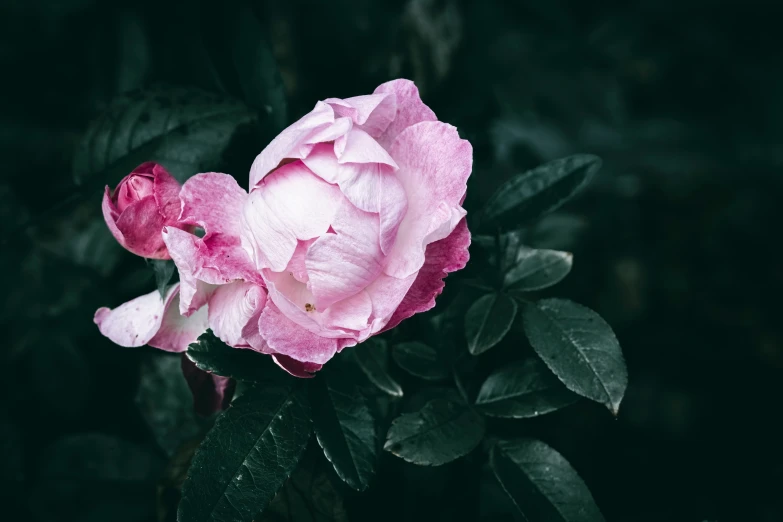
101,162,184,259
95,79,472,377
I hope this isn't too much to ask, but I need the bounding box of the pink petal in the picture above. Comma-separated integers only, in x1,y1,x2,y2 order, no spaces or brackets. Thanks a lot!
248,101,337,188
286,239,316,284
334,129,398,168
320,290,373,332
373,79,437,149
363,272,417,337
94,284,208,352
382,218,470,333
302,146,407,255
326,93,396,138
181,355,234,415
151,163,184,224
102,186,126,248
384,121,472,278
178,172,246,238
242,162,343,271
271,354,321,378
257,300,340,365
114,195,169,259
306,201,383,310
163,173,260,316
149,298,209,352
207,282,267,347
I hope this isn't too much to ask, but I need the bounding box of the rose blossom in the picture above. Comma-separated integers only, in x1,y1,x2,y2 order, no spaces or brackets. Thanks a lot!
95,79,472,377
101,162,185,259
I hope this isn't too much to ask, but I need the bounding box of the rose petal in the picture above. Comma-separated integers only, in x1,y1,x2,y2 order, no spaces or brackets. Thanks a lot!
384,121,472,278
382,218,470,333
248,101,337,188
271,354,321,378
207,282,267,347
94,284,208,352
373,79,437,149
363,271,417,337
150,163,182,224
114,196,169,259
257,300,340,365
242,162,343,271
325,93,396,138
306,200,383,310
181,355,234,416
334,129,398,168
286,239,316,284
102,185,126,247
178,172,247,238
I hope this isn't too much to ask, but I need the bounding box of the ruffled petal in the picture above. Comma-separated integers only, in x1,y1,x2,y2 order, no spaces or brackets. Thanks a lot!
306,201,383,310
207,282,267,347
302,145,407,255
382,218,470,333
242,162,343,271
325,93,396,138
335,129,398,168
248,101,337,188
163,173,260,316
150,163,182,224
257,300,339,365
384,121,472,278
373,79,437,149
94,284,208,352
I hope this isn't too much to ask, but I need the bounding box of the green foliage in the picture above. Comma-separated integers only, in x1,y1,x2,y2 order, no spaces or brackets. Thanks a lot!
383,399,485,466
475,358,578,418
72,85,257,186
391,341,449,381
352,338,404,397
465,292,518,355
522,299,628,414
148,259,176,299
311,363,378,491
480,154,602,229
178,381,312,522
490,438,606,522
187,329,281,381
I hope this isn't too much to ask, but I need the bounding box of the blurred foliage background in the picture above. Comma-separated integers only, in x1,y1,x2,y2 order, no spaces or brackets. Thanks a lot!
2,0,782,521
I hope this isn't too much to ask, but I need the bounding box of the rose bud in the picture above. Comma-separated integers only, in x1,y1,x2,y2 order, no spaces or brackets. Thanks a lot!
101,162,184,259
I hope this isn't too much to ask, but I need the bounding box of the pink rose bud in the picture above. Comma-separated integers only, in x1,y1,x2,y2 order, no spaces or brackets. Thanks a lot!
101,162,184,259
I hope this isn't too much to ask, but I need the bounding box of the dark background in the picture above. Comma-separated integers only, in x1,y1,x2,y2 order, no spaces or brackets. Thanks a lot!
2,0,782,521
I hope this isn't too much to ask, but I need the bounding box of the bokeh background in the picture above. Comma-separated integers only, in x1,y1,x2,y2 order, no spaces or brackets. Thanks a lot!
2,0,782,521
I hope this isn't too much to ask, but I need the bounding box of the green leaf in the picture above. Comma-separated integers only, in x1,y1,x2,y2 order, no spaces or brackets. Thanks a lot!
504,246,573,291
392,341,449,381
384,399,485,466
352,338,403,397
311,364,377,491
490,438,606,522
475,358,578,418
72,85,256,185
522,299,627,414
259,454,348,522
177,381,311,522
187,329,281,382
148,259,176,299
465,293,518,355
481,154,602,228
135,352,204,456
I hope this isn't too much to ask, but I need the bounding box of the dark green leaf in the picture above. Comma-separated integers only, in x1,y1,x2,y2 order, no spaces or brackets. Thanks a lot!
522,299,627,414
178,381,312,522
72,85,256,185
392,342,449,381
465,293,518,355
135,352,204,456
482,154,602,228
475,358,578,418
504,246,573,291
149,259,176,299
352,338,403,397
259,453,348,522
311,364,377,491
490,438,606,522
187,329,281,382
384,399,485,466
